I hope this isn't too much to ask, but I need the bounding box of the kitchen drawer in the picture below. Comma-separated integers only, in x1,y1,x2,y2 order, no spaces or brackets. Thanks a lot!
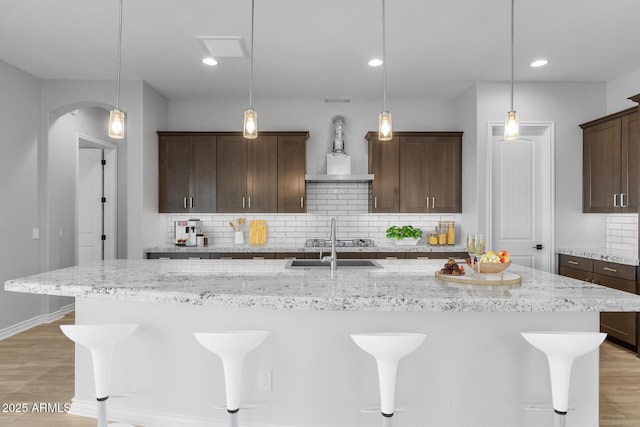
591,272,637,294
376,252,406,260
211,252,276,260
146,252,211,259
601,312,636,346
558,266,591,282
275,252,306,260
593,260,636,281
405,251,467,260
558,254,593,272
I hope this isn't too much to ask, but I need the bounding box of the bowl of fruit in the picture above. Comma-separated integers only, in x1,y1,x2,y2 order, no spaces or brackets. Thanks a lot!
467,250,511,273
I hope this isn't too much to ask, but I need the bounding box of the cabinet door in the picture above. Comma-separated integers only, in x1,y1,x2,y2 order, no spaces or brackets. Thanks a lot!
247,136,278,212
368,135,399,212
190,136,216,213
159,135,191,212
217,135,248,213
592,272,637,347
621,112,639,212
399,136,429,212
278,135,306,213
583,119,621,213
428,135,462,213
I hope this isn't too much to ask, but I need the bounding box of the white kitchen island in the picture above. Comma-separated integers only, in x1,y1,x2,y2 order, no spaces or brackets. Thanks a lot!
6,259,640,427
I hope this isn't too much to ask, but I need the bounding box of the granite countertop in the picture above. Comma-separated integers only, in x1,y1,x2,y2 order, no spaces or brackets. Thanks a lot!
6,259,640,313
556,247,639,266
145,244,468,253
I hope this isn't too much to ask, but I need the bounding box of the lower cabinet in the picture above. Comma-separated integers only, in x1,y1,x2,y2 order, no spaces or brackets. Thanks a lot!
558,254,639,351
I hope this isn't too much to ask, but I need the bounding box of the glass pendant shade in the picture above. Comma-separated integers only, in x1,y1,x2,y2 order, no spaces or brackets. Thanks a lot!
504,110,519,141
108,109,125,139
378,111,392,141
243,108,258,139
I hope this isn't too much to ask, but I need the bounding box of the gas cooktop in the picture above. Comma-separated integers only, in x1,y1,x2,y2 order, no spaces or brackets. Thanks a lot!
304,238,375,248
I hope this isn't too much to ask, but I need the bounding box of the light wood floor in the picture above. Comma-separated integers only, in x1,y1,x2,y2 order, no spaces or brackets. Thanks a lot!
1,312,639,426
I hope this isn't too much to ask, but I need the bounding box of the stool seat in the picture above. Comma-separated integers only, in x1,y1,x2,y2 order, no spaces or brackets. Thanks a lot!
351,332,425,419
60,323,138,427
195,330,269,426
522,331,606,427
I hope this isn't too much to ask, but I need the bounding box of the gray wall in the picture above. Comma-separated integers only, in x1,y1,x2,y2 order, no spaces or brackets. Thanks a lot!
0,60,47,331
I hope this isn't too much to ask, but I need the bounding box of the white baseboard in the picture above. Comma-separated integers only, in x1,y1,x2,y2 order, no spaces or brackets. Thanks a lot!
0,303,75,340
69,398,302,427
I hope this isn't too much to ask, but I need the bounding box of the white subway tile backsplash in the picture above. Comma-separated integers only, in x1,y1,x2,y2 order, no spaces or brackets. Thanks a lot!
605,214,637,252
164,182,463,245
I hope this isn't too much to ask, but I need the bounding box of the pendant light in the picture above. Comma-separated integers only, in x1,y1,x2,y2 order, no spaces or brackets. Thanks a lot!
108,0,125,139
378,0,392,141
504,0,519,141
243,0,258,139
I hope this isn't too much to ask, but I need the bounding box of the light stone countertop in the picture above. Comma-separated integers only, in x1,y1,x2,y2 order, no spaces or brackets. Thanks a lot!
6,259,640,312
145,243,468,253
556,247,639,266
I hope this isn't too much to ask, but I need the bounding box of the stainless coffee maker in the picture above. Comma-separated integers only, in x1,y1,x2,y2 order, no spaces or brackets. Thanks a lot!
175,219,202,246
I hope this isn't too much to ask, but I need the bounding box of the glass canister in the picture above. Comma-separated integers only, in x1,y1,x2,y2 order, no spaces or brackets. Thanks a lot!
446,221,455,245
427,231,439,245
437,222,447,245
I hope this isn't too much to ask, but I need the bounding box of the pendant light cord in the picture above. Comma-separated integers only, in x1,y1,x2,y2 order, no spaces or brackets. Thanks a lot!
382,0,387,111
509,0,514,111
249,0,255,109
115,0,123,110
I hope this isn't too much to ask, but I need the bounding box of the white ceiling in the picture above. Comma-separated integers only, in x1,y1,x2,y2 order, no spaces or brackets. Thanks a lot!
1,0,640,101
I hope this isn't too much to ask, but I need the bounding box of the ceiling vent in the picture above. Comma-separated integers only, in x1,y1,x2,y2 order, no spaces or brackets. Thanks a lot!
198,36,247,58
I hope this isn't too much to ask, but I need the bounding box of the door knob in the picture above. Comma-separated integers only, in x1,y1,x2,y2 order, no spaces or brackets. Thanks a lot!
532,244,544,250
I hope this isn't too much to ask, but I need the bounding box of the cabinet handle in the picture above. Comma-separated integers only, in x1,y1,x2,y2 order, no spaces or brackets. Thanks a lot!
425,197,429,207
613,193,620,207
183,197,187,209
242,196,246,209
432,197,435,209
603,267,618,273
190,197,194,209
374,197,378,209
621,193,627,208
567,260,579,265
300,197,304,208
248,196,252,209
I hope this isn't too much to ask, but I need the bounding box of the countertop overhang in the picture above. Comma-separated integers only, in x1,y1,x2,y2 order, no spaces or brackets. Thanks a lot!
6,259,640,313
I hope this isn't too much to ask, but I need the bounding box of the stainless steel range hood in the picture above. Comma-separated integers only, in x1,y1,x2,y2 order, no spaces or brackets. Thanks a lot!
305,173,374,182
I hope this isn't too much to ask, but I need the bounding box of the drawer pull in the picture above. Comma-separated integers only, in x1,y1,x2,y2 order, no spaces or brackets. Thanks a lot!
567,260,579,265
603,267,618,273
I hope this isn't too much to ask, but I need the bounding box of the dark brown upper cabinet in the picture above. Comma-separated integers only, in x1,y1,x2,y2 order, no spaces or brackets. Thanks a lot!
581,108,638,213
277,133,308,213
366,132,400,213
158,133,216,213
217,134,278,213
159,131,308,214
366,131,462,213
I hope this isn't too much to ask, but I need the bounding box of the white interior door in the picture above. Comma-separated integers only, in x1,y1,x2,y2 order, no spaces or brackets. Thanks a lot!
488,123,554,271
78,148,103,265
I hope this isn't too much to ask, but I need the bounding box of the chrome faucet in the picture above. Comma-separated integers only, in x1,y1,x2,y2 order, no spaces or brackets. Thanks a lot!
320,218,337,275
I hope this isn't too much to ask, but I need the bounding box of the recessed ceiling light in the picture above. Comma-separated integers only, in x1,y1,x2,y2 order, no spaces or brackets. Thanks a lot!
530,59,549,68
368,58,383,67
202,57,218,66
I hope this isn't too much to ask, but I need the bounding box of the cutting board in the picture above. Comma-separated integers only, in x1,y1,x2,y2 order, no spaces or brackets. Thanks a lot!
249,220,268,246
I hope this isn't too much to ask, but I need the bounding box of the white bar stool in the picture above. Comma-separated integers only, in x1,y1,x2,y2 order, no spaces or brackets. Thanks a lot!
194,330,269,427
351,332,425,426
521,331,606,427
60,323,138,427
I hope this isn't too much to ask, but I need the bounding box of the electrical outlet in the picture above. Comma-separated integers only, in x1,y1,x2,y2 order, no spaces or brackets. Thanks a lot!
259,370,272,392
32,228,39,240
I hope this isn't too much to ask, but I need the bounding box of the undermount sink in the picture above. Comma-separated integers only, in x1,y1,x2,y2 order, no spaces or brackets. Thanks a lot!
286,259,382,269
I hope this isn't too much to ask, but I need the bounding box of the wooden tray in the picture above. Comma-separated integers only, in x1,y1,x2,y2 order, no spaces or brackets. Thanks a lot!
435,270,522,286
